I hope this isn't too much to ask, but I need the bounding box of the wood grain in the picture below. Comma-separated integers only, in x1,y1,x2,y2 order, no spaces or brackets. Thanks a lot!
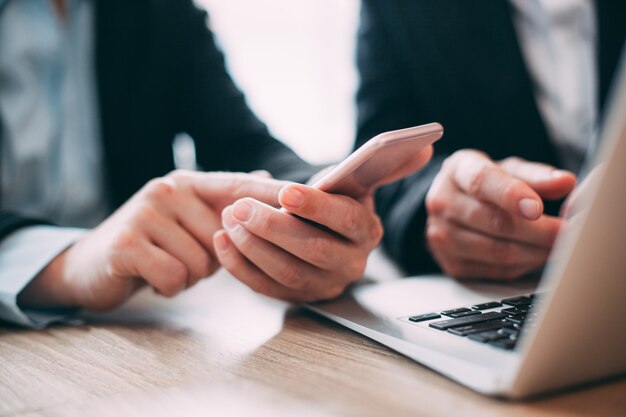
1,255,625,417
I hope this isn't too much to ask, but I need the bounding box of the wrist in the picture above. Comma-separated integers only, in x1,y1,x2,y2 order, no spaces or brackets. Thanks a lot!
17,247,80,309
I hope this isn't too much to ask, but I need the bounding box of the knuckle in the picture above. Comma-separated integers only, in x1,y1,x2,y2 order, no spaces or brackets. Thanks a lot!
500,156,522,169
307,236,333,266
234,229,255,253
466,201,484,224
347,258,367,279
161,263,188,297
450,149,484,165
448,149,469,164
339,204,360,235
426,222,450,247
368,215,384,244
102,254,122,279
165,169,187,181
500,182,521,206
441,154,456,169
425,190,447,215
134,203,159,225
144,177,177,200
256,210,276,236
277,263,304,289
195,252,213,278
492,240,512,263
490,209,515,235
229,175,255,200
111,230,139,253
468,165,488,196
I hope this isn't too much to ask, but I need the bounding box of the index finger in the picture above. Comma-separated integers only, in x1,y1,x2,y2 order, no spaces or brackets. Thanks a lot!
498,157,577,200
451,152,544,220
187,171,289,209
279,183,382,244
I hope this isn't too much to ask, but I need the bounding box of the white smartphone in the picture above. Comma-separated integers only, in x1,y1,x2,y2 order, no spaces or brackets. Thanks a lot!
311,123,444,199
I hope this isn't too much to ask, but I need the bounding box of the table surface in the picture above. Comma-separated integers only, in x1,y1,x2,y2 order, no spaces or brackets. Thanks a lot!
1,252,625,417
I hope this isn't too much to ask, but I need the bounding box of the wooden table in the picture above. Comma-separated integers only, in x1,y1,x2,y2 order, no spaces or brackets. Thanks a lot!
1,252,625,417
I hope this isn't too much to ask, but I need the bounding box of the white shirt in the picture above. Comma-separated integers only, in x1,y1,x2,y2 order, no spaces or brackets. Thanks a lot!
0,0,104,327
509,0,598,172
0,0,107,226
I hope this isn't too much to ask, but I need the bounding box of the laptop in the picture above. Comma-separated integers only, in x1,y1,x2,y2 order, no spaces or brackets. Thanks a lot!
307,55,626,399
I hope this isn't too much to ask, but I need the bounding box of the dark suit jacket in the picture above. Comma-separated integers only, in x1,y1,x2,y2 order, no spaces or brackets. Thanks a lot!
356,0,626,274
0,0,315,240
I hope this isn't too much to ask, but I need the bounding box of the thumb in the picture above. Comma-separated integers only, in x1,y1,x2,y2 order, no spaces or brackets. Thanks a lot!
378,145,434,187
498,157,577,200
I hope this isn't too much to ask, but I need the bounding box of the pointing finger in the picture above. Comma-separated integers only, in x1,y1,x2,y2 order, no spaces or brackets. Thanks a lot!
450,151,544,220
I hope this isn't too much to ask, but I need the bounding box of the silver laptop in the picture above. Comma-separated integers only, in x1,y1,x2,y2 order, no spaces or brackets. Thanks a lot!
307,55,626,399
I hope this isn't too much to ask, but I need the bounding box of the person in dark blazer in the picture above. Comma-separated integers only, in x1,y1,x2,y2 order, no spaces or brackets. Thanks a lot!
0,0,433,327
356,0,625,279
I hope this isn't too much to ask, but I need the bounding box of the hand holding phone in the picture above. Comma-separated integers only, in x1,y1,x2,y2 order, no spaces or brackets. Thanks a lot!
213,123,442,303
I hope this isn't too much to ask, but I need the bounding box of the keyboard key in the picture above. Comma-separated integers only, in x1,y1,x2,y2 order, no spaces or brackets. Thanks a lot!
429,311,506,331
497,327,519,338
440,307,471,317
489,338,517,350
468,330,509,343
501,296,532,307
501,307,529,315
408,313,441,323
504,311,527,319
471,301,502,310
505,315,526,325
448,310,482,318
447,319,508,336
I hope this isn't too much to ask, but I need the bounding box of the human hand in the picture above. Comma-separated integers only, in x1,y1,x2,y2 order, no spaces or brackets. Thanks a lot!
213,145,434,302
425,151,577,280
18,171,287,311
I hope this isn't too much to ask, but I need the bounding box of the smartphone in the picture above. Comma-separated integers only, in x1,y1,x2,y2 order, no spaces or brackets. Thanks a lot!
311,123,444,199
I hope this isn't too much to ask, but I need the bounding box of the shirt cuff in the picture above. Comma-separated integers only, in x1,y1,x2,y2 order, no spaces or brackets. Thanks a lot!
0,225,86,328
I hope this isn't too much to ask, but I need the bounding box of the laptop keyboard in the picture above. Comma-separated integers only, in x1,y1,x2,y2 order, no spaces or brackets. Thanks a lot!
405,294,541,351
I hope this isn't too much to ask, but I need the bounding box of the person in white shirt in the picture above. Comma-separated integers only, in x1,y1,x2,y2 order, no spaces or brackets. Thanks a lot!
0,0,433,327
355,0,625,278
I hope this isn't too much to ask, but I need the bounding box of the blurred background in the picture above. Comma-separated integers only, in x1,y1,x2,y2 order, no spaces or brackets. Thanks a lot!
199,0,360,165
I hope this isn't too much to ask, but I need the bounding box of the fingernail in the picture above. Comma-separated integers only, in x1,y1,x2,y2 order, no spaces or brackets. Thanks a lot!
222,208,238,229
233,200,253,222
552,169,572,179
214,232,229,251
519,198,541,220
281,186,305,208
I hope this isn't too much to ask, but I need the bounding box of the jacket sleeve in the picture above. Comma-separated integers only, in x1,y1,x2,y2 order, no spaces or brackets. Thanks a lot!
171,1,319,184
0,212,46,240
0,213,84,328
356,0,448,274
